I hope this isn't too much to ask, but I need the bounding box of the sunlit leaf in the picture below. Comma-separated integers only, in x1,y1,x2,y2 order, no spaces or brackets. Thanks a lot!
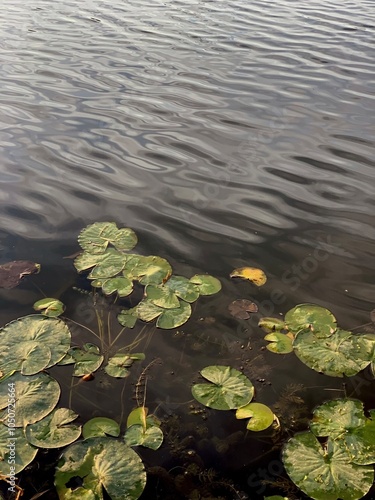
78,222,137,254
228,299,258,319
258,317,286,333
117,307,138,328
189,274,222,295
192,366,254,410
69,343,104,377
104,353,145,378
137,300,163,322
164,275,199,303
264,332,293,354
145,284,180,309
156,300,191,329
230,267,267,286
26,408,81,449
33,298,65,317
127,407,148,429
236,402,275,431
125,424,163,450
285,303,337,338
0,424,38,474
83,417,120,439
0,260,40,289
101,276,133,297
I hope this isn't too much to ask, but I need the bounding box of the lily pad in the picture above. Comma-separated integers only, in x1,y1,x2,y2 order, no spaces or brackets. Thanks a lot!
228,299,258,319
230,267,267,286
0,424,38,474
127,407,148,429
156,300,192,329
25,408,81,449
69,344,104,377
310,399,375,465
78,222,137,254
164,275,199,303
189,274,222,295
0,260,40,289
137,300,163,322
74,248,126,275
264,332,293,354
285,303,337,338
117,307,138,328
293,329,374,377
104,353,145,378
145,284,180,309
124,424,163,450
123,255,172,285
258,317,286,333
0,372,60,427
192,366,254,410
101,276,133,297
55,437,146,500
82,417,120,439
33,298,65,317
0,315,71,375
236,402,275,431
282,431,374,500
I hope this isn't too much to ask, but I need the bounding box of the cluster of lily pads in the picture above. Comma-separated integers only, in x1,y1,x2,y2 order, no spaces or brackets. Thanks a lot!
259,303,375,377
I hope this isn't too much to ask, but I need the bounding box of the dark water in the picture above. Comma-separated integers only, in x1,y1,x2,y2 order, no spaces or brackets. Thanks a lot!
0,0,375,498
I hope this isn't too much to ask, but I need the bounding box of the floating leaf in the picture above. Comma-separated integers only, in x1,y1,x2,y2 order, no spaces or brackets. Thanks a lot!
101,276,133,297
117,307,138,328
293,329,374,377
282,431,373,500
285,303,337,338
264,332,293,354
189,274,222,295
228,299,258,319
0,424,38,474
82,417,120,439
258,317,286,333
145,284,180,309
192,366,254,410
55,437,146,500
265,497,289,500
236,402,275,431
0,372,60,427
0,260,40,289
137,300,163,322
125,424,163,450
164,275,199,303
33,298,65,317
127,255,172,285
25,408,81,449
104,353,145,378
156,300,192,329
0,315,71,375
78,222,137,254
69,343,104,377
127,408,148,429
230,267,267,286
310,399,375,465
74,248,126,275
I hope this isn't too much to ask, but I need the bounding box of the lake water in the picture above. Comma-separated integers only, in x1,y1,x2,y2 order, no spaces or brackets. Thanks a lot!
0,0,374,498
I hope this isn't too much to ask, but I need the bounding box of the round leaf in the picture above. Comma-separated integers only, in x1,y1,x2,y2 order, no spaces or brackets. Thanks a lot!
33,298,65,317
137,300,163,322
156,300,191,329
285,303,337,338
0,260,40,289
293,329,373,377
264,332,293,354
0,424,38,474
104,354,135,378
70,343,104,377
189,274,221,295
164,275,199,303
78,222,137,254
283,431,374,500
258,317,286,333
0,372,60,427
145,284,180,309
55,437,146,500
26,408,81,448
117,307,138,328
83,417,120,439
230,267,267,286
74,248,125,273
236,402,275,431
228,299,258,319
192,366,254,410
101,277,133,297
125,424,163,450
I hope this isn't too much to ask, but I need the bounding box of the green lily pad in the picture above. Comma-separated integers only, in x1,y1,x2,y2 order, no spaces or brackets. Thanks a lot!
285,303,337,338
69,344,104,377
78,222,137,254
104,353,145,378
124,255,172,285
258,317,286,333
101,277,133,297
282,431,374,500
0,424,38,474
0,315,71,375
192,366,254,410
33,298,65,317
293,329,374,377
264,332,293,354
310,399,375,465
25,408,81,449
145,284,180,309
236,402,275,431
74,248,126,275
82,417,120,439
164,275,200,303
189,274,221,295
124,424,163,450
127,407,148,429
0,372,60,427
156,300,192,329
137,300,163,322
55,437,146,500
117,307,138,328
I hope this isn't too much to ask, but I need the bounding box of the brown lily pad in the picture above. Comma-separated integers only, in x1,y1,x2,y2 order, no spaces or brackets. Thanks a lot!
228,299,258,319
0,261,41,289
